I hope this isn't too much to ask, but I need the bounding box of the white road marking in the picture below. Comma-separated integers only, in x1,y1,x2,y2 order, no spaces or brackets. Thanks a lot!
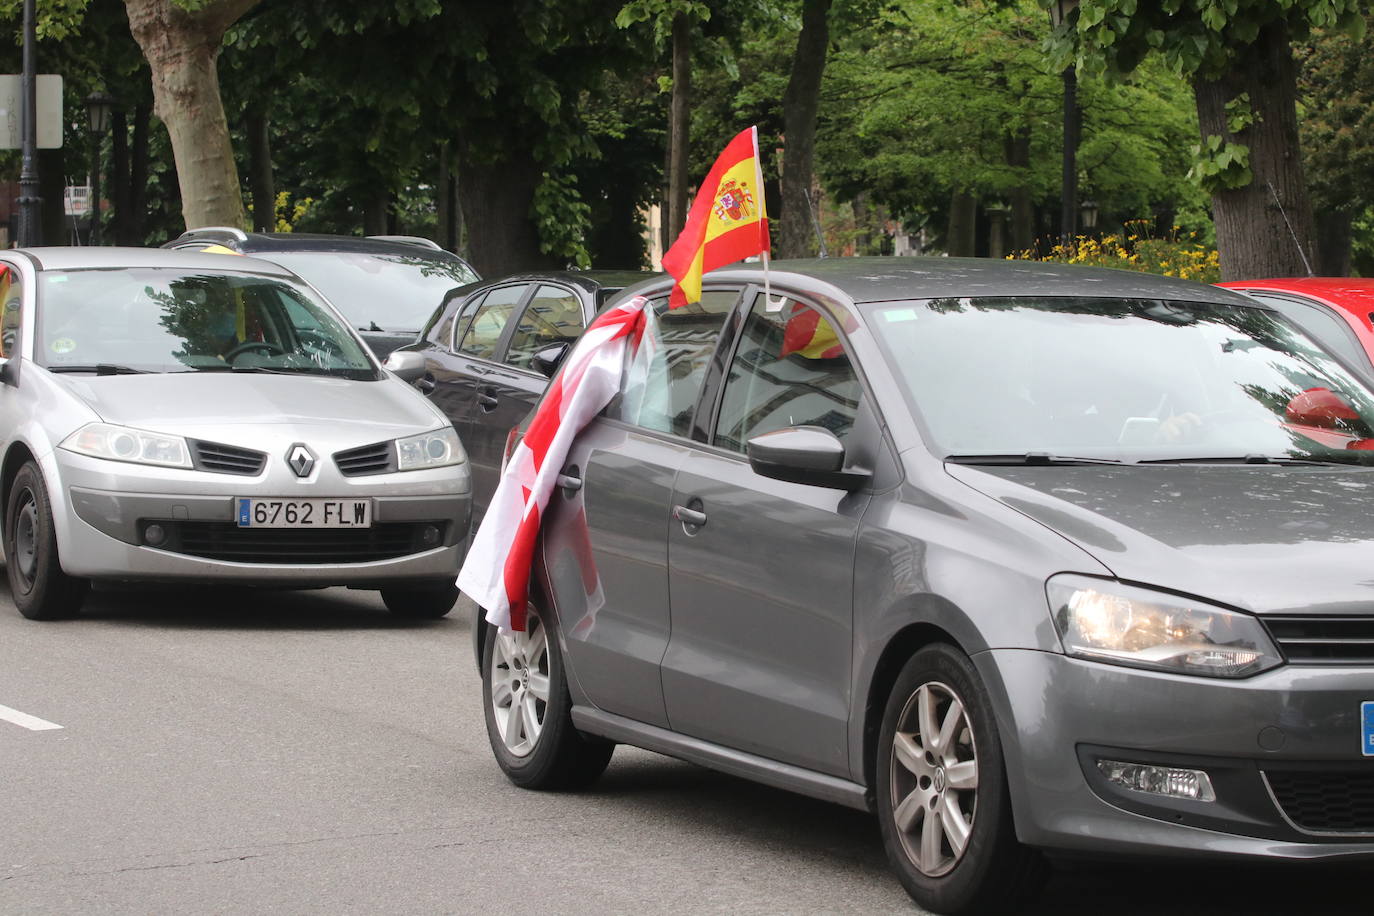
0,702,63,730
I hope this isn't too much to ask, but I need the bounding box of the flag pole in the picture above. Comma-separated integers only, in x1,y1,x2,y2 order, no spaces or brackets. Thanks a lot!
751,126,775,311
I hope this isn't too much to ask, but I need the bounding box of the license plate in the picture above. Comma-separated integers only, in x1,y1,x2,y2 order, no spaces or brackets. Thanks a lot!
1364,702,1374,757
236,498,372,529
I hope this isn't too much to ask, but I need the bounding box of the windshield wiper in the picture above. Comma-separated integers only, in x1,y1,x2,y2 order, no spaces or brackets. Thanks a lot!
360,321,384,332
946,453,1125,466
47,364,150,375
192,364,293,375
1139,455,1353,466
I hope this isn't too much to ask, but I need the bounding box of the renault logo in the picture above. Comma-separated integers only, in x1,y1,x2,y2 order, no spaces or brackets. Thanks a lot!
286,444,316,478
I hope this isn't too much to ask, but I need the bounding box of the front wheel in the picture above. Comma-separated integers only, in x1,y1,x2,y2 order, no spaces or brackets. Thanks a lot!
481,605,613,789
381,581,458,619
876,644,1045,914
4,461,89,620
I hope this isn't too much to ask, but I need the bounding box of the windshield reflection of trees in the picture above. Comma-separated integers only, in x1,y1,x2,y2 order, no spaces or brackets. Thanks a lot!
913,297,1374,465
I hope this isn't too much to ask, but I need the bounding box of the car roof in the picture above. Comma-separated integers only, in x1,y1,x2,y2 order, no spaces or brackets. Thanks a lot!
11,246,298,277
691,257,1253,306
166,229,471,263
1218,277,1374,310
463,270,659,293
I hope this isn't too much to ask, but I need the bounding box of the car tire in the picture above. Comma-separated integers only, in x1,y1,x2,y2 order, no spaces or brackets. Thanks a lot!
4,461,89,620
380,581,459,619
876,643,1045,915
481,604,613,790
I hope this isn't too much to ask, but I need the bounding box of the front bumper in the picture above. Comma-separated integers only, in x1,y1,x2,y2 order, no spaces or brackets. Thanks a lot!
981,648,1374,861
51,446,470,587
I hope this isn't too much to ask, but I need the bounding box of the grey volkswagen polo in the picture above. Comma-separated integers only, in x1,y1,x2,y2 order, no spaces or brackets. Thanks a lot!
0,248,469,621
474,258,1374,913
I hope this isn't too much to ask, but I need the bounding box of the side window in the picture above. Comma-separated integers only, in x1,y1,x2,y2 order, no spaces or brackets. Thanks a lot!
714,294,863,454
506,285,586,370
1254,294,1372,371
0,263,20,359
612,289,739,437
456,284,527,359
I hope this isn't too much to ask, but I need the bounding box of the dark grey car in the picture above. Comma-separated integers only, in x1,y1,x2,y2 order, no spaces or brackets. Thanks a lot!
472,258,1374,913
408,271,652,528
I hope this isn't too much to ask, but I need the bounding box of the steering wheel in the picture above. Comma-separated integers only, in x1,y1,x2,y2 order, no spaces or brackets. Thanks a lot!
224,340,286,361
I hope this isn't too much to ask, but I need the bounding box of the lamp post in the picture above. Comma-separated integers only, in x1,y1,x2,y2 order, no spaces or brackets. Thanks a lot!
85,92,115,246
18,0,41,247
1050,0,1080,249
1079,199,1100,235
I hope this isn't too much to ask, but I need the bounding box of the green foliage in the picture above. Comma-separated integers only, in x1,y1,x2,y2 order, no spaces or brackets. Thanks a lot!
532,171,593,267
1188,134,1252,192
1013,221,1221,283
1299,11,1374,216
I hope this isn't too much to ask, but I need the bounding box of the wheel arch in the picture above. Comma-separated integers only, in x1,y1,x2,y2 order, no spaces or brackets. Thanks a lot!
2,440,38,510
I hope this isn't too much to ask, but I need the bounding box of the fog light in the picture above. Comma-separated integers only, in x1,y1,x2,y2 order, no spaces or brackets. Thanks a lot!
144,523,166,546
1097,759,1216,802
420,524,441,546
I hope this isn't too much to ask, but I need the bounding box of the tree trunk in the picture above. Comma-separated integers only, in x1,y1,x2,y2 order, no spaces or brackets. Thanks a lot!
38,148,66,246
1005,128,1033,253
778,0,833,259
111,109,133,245
666,13,691,245
123,0,260,231
437,143,453,251
363,189,390,236
129,104,152,244
1193,20,1316,280
456,141,559,276
947,190,976,257
245,105,274,232
1315,210,1352,277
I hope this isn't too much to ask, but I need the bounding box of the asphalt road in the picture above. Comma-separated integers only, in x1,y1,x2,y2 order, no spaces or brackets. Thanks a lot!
1,584,1368,915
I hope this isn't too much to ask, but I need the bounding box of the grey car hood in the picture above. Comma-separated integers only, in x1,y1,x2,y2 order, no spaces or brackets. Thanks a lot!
948,463,1374,616
55,372,445,439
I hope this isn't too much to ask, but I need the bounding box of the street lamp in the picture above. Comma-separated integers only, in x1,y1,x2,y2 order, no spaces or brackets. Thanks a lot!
1049,0,1080,248
1079,199,1100,233
85,91,115,246
18,0,41,247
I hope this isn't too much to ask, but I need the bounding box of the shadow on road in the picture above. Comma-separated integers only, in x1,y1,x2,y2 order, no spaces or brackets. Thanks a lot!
581,752,1370,915
0,576,458,632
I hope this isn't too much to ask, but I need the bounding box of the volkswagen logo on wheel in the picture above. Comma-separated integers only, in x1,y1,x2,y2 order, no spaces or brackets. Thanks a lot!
286,443,316,478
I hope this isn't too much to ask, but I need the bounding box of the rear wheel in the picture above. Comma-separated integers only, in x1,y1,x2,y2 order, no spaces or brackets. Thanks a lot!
4,461,88,620
876,644,1045,914
482,605,613,789
381,581,458,619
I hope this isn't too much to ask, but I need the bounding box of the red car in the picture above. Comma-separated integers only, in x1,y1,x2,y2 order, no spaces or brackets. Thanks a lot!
1217,277,1374,376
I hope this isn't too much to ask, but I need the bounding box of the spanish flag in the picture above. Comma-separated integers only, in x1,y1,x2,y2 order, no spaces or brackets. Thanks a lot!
661,126,770,308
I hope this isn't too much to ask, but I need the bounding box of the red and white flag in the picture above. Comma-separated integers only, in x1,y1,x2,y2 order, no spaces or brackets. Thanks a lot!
457,297,650,632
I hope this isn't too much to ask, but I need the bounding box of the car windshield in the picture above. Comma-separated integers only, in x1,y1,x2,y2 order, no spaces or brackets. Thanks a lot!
36,267,380,379
260,252,478,333
868,296,1374,464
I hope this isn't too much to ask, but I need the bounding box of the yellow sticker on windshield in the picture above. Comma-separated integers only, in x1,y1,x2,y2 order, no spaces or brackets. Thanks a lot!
51,338,76,354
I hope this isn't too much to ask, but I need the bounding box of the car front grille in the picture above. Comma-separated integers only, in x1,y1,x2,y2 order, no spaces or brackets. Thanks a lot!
1263,616,1374,665
141,520,446,564
1265,769,1374,833
334,441,395,477
190,440,267,476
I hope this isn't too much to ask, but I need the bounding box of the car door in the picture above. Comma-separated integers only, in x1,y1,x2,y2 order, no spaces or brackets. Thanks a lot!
0,257,27,432
427,283,531,523
541,287,742,728
661,290,874,778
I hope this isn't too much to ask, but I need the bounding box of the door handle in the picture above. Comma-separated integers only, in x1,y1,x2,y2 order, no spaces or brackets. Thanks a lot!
477,389,498,410
556,473,582,492
417,374,437,394
672,504,707,527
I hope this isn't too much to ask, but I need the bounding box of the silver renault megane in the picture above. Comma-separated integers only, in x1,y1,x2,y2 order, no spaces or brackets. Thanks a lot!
0,248,470,620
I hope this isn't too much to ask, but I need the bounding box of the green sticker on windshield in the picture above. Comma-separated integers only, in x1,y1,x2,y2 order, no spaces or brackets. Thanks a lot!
882,308,918,322
51,337,76,354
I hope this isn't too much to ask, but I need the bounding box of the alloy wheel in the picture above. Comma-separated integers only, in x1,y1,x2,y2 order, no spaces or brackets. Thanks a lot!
889,680,980,877
489,613,551,757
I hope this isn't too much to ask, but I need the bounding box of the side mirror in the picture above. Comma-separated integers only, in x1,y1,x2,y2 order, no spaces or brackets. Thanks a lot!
383,349,427,384
746,425,871,490
532,341,571,379
1285,386,1359,429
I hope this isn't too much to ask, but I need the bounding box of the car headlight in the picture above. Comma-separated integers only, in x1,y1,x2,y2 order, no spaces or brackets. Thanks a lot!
1047,575,1282,678
396,426,464,471
60,422,192,469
